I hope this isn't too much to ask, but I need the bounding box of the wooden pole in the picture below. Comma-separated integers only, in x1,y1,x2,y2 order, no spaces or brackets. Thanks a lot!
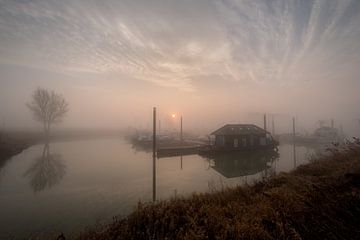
293,117,296,168
293,117,296,140
152,107,156,202
180,115,183,170
158,120,161,135
180,116,183,142
272,116,275,136
263,114,267,131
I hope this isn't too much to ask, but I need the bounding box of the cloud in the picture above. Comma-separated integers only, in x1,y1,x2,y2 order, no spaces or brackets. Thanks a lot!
0,0,360,91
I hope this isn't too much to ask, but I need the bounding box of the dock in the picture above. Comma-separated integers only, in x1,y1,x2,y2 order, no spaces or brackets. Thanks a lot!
157,145,201,158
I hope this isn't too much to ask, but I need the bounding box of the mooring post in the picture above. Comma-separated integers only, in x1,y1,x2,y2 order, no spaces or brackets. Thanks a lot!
263,114,267,131
292,117,296,140
158,119,161,135
293,117,296,168
152,107,156,202
180,115,183,142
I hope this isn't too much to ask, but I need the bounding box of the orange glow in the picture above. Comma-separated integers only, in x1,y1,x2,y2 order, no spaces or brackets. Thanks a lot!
171,113,176,118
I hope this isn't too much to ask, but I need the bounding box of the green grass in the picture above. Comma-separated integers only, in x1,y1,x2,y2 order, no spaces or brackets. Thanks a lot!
77,140,360,240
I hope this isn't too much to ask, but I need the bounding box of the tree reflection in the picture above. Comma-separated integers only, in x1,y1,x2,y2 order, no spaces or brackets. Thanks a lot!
23,142,66,192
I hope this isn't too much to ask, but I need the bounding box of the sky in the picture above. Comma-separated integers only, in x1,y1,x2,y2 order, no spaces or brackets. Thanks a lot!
0,0,360,134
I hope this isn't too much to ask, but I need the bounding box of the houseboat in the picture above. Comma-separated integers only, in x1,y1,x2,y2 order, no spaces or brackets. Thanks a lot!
199,124,279,155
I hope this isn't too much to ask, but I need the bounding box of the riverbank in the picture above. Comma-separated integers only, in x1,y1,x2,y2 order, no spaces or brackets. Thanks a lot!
0,138,30,166
0,129,125,165
77,140,360,240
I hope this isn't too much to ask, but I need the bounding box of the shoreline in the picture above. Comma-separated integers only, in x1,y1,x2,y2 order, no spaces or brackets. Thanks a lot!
0,129,126,164
76,140,360,240
2,135,359,239
0,139,31,166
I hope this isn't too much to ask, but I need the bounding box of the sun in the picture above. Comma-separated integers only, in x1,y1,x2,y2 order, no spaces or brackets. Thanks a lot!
171,113,176,118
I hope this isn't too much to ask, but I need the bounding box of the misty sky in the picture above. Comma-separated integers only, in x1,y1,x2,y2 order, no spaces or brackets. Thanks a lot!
1,0,360,133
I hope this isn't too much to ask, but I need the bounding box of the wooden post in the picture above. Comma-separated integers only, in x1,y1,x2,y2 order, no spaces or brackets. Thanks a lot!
152,107,156,202
293,117,296,140
293,117,296,168
158,120,161,135
272,116,275,136
263,114,267,131
180,116,183,142
180,116,183,170
331,119,334,128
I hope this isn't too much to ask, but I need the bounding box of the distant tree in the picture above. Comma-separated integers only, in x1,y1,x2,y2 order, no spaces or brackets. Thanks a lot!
27,88,68,137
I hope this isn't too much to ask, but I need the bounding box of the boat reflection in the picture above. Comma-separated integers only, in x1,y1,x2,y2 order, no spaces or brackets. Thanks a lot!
206,150,279,178
23,142,66,193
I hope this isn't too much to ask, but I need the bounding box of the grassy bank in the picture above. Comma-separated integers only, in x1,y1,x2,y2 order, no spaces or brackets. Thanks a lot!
0,129,125,165
0,137,30,166
77,140,360,240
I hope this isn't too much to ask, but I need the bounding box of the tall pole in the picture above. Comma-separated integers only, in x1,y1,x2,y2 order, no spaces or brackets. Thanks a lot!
263,114,267,131
272,116,275,136
293,117,296,140
0,117,3,143
158,120,161,135
293,117,296,168
180,115,183,142
152,107,156,202
180,116,183,173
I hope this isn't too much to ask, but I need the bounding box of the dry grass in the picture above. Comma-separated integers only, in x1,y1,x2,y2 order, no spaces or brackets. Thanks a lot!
77,140,360,240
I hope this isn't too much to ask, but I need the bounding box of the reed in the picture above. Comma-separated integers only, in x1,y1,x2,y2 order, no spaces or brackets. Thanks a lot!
77,139,360,240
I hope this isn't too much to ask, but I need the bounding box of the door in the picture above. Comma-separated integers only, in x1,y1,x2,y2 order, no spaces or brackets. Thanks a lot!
250,135,254,146
242,138,247,147
234,138,239,148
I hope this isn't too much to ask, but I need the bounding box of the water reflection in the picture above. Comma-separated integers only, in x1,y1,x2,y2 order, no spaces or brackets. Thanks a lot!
180,155,183,170
23,142,66,193
206,151,279,178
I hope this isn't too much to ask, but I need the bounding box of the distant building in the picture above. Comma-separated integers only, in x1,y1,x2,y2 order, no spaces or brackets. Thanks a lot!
313,126,339,139
210,124,278,151
312,126,344,143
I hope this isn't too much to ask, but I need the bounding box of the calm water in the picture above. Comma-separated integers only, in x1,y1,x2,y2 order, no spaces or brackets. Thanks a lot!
0,137,318,239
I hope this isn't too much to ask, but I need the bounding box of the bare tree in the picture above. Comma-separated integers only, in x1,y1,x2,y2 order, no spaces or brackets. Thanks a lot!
27,88,68,137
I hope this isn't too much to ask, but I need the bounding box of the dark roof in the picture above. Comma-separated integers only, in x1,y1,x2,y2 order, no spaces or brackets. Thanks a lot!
210,124,269,135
